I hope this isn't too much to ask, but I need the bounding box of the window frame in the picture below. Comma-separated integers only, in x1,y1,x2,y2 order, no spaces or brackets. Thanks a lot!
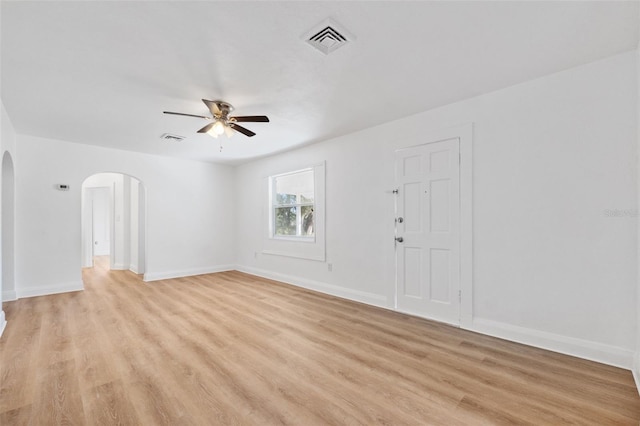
263,162,326,261
269,168,315,241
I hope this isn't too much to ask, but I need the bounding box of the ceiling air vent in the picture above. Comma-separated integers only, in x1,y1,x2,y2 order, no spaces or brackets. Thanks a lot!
304,19,353,55
160,133,185,142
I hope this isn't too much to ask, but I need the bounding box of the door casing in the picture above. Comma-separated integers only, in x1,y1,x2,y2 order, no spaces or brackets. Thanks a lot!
390,124,473,328
395,138,461,325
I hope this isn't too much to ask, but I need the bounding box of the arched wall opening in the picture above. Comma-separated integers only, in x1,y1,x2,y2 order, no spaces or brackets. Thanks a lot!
81,172,147,274
2,151,15,302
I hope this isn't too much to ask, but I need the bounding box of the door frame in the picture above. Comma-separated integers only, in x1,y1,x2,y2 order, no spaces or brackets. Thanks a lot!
81,173,148,275
391,123,473,328
82,186,112,267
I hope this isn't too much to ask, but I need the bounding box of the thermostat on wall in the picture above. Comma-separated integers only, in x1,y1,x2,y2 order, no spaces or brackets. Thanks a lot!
56,184,70,191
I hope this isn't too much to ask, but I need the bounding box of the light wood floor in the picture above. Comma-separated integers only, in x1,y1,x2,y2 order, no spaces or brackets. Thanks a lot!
1,257,639,425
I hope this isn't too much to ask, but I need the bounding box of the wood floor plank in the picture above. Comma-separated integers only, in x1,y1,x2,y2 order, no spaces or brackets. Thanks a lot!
1,256,639,424
30,359,86,425
81,380,140,426
0,299,42,414
0,404,32,426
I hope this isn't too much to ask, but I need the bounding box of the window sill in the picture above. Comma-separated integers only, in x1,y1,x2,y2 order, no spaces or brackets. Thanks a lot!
271,236,316,243
261,248,325,262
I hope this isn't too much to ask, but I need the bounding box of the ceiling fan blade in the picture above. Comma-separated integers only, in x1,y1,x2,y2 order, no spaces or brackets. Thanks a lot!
197,123,214,134
202,99,221,116
230,115,269,123
229,123,256,137
164,111,209,119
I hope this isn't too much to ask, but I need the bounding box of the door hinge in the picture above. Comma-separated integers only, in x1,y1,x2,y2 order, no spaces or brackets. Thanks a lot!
458,290,461,302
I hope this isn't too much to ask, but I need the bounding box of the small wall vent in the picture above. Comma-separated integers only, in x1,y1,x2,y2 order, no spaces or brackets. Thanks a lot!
304,19,353,55
160,133,185,142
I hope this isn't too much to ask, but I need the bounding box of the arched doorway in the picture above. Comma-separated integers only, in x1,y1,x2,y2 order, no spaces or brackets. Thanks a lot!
81,172,146,274
2,151,15,301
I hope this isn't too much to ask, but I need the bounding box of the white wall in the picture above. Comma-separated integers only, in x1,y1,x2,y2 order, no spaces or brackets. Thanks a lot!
0,102,17,335
15,136,236,297
1,104,17,301
635,39,640,388
236,51,638,368
0,104,16,179
130,178,142,273
119,175,131,269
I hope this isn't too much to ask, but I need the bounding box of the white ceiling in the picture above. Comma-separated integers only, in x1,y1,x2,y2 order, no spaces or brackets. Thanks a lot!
2,1,638,164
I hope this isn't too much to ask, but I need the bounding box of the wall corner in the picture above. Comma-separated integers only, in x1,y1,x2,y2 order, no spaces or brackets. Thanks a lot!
0,310,6,338
635,37,640,394
633,353,640,396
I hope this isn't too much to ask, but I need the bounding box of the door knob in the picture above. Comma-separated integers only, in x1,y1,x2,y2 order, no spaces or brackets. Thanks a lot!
396,217,404,223
395,237,404,243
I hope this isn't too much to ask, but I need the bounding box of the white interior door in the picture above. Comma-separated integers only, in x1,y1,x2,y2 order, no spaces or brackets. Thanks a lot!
90,187,110,256
395,138,461,325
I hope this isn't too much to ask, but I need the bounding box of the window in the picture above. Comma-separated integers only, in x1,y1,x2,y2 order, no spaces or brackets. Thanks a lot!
263,162,325,261
271,169,314,238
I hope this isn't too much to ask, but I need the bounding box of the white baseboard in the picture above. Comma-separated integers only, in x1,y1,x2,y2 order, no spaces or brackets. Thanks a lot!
129,265,140,274
633,353,640,396
0,310,6,338
111,263,127,271
470,317,634,370
236,265,389,309
2,290,17,301
143,264,236,282
16,281,84,299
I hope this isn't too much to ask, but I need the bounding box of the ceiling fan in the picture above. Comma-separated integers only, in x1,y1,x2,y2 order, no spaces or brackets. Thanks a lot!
164,99,269,138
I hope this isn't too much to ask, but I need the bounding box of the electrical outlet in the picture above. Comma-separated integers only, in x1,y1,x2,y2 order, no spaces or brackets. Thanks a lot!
328,263,333,272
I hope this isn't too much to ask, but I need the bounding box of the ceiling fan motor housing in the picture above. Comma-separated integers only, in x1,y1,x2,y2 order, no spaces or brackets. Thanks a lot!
211,100,234,119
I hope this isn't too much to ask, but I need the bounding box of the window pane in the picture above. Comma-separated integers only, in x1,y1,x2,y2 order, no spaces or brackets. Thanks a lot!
301,206,314,236
274,170,314,205
276,193,296,205
274,206,297,236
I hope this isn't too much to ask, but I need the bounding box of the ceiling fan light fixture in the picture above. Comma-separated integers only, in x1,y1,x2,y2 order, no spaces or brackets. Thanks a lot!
211,120,226,136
